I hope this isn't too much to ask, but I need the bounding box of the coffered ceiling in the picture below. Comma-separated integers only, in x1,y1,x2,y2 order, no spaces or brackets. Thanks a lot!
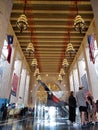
10,0,94,74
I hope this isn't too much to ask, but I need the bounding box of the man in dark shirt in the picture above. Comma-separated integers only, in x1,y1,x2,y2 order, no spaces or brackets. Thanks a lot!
68,91,77,124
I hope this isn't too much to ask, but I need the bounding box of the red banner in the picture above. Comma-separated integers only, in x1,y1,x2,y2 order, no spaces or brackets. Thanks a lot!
11,73,18,96
88,34,95,64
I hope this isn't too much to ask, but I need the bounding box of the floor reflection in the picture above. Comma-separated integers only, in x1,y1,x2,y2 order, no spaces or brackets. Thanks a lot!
0,117,98,130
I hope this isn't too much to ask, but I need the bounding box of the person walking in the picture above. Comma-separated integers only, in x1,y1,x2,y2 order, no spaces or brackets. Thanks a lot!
86,92,97,125
76,86,87,127
68,91,77,124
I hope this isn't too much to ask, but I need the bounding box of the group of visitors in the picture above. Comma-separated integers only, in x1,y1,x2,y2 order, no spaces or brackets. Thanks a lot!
68,86,98,128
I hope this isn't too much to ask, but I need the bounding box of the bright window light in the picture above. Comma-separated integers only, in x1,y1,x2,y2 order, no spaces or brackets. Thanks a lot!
2,39,8,59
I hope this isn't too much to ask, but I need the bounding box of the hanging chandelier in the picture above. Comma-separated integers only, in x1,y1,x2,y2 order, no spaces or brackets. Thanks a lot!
66,32,75,54
26,42,34,54
34,68,40,76
74,1,86,33
16,0,28,33
16,14,28,33
62,58,69,67
26,31,35,54
31,58,38,67
36,75,41,81
57,75,63,83
59,68,65,76
74,15,86,33
66,43,75,53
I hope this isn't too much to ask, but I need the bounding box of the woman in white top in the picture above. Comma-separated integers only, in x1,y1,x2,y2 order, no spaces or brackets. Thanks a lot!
76,86,87,127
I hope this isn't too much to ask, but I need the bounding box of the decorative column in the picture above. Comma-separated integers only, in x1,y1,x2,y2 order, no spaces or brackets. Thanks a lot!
7,43,18,100
18,68,27,105
82,44,92,93
76,57,81,86
72,71,75,92
24,74,30,106
0,0,13,56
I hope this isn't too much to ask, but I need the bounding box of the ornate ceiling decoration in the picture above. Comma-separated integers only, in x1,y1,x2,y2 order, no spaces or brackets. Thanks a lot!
10,0,93,74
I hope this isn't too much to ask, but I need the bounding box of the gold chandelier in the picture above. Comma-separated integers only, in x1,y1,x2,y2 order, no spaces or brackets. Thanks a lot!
57,75,63,83
31,58,38,67
16,14,28,33
36,75,41,81
34,68,40,76
74,1,86,33
16,1,28,33
66,42,75,53
62,58,69,67
26,31,35,54
26,42,34,54
59,68,65,76
66,32,75,54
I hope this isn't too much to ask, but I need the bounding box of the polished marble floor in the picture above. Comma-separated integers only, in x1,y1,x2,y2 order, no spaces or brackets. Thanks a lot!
0,117,98,130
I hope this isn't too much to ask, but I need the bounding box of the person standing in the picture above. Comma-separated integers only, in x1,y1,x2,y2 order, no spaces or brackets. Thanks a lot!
86,92,97,125
76,86,87,127
95,100,98,122
0,104,5,120
68,91,77,124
